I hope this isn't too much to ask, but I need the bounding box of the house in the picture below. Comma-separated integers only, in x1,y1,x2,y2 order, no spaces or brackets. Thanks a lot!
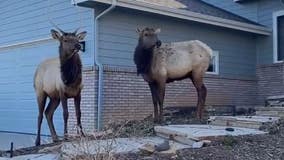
0,0,283,135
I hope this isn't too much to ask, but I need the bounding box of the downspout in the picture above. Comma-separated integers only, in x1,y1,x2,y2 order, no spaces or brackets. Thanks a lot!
94,0,117,130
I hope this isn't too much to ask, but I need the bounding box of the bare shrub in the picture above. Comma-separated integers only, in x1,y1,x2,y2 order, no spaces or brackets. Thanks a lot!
62,120,132,160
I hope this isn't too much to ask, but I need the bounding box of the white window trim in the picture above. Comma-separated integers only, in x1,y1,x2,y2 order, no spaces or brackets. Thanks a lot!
273,10,284,63
206,51,219,75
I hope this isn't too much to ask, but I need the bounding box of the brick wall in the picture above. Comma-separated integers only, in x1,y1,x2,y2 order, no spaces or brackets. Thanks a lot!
68,66,258,132
102,68,258,126
257,63,284,105
68,67,97,133
67,64,284,132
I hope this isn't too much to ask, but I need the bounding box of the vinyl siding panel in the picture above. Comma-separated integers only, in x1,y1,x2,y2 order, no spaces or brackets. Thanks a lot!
0,42,64,134
0,0,94,134
0,0,94,66
256,0,283,64
97,8,257,80
202,0,284,65
201,0,258,22
257,0,283,27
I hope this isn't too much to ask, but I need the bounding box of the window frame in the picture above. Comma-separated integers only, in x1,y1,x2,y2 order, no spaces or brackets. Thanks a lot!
273,10,284,63
206,51,219,75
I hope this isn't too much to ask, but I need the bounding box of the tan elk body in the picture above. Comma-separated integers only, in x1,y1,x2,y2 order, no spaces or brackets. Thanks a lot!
134,28,212,123
147,40,212,81
34,29,86,146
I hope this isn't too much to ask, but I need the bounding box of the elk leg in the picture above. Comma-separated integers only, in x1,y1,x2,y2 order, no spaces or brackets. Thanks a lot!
149,83,159,123
157,81,166,123
60,96,69,139
74,93,84,136
45,98,60,142
191,73,207,119
35,93,47,146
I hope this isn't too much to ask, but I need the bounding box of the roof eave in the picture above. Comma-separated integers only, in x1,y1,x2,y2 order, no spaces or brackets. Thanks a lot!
74,0,271,35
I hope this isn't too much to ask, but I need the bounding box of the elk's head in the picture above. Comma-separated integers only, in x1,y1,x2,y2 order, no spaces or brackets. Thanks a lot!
136,27,161,49
51,29,87,59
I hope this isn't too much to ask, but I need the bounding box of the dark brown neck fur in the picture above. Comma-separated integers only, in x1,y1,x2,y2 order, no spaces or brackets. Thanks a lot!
134,43,154,75
59,52,82,86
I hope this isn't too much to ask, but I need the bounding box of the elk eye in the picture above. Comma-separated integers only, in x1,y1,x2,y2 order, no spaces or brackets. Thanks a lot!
144,33,148,37
63,39,68,42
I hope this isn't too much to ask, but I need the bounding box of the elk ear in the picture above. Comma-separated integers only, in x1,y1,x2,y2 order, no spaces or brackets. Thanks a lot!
155,28,161,34
77,31,87,40
51,29,61,40
136,28,142,34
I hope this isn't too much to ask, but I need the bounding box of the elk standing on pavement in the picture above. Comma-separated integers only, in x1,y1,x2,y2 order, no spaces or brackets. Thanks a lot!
134,27,212,123
34,28,86,146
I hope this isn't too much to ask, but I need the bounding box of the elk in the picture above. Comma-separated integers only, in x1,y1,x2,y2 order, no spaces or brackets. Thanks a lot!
34,28,87,146
134,27,212,123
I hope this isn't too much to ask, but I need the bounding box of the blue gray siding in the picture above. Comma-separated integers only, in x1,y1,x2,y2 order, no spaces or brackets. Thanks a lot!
0,0,94,134
202,0,258,22
256,0,283,64
0,0,94,66
97,8,257,80
203,0,284,65
257,0,283,27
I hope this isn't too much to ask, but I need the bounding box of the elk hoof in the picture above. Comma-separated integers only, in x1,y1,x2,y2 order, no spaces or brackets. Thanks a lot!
52,136,60,143
196,113,202,120
76,126,85,137
79,130,85,137
154,117,163,124
154,118,160,124
35,139,40,146
64,134,69,140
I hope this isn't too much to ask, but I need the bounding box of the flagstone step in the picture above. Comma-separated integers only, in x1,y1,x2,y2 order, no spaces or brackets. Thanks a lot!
255,107,284,117
208,116,280,129
154,124,266,143
265,95,284,107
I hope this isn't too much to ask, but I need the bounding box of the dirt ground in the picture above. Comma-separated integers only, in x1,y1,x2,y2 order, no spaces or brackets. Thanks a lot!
111,112,284,160
1,110,284,160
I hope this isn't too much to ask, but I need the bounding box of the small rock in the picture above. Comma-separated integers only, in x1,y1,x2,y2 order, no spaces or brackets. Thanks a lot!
139,140,170,153
139,143,156,153
201,140,212,146
155,140,170,152
192,141,204,148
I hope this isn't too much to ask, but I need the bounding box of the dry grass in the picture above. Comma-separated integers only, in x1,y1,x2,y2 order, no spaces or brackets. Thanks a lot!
62,120,136,160
104,115,155,138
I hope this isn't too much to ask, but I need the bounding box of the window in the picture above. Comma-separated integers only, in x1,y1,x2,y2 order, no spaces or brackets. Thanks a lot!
207,51,219,75
273,11,284,62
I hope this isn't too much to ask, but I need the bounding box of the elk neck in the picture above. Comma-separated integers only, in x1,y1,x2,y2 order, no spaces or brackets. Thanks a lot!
134,44,155,75
59,47,82,86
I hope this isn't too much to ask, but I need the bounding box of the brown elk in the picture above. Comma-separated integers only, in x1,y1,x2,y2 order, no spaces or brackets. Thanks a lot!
134,27,212,123
34,28,86,146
